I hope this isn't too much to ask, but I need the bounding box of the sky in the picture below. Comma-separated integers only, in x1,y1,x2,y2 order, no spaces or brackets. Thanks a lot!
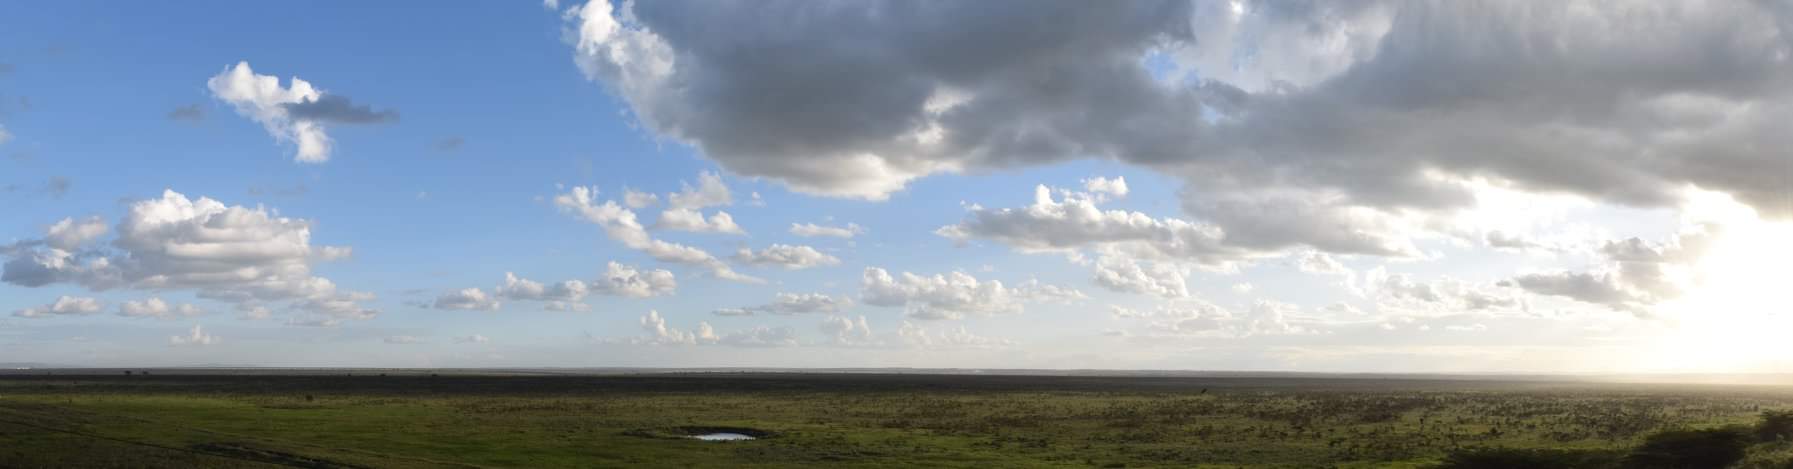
1,0,1790,372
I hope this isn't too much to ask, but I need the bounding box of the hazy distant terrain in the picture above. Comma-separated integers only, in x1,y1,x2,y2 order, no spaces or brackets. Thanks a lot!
4,371,1792,467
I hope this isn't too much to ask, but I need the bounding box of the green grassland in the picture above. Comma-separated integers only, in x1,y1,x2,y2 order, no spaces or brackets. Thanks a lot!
2,372,1790,468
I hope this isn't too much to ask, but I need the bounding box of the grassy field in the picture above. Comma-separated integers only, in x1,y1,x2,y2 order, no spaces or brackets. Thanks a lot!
2,371,1791,468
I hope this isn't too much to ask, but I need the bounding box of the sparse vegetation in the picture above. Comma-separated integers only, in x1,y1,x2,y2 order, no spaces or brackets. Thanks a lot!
2,373,1790,467
1435,447,1622,469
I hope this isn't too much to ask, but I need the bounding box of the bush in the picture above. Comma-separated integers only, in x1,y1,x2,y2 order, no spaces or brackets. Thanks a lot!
1735,441,1793,469
1436,447,1622,469
1760,411,1793,442
1622,427,1751,469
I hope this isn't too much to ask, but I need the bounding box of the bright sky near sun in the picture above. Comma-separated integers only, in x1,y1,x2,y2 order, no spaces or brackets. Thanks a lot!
2,1,1790,372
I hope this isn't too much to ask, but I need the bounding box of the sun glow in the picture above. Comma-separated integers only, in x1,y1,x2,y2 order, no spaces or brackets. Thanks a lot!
1639,193,1793,373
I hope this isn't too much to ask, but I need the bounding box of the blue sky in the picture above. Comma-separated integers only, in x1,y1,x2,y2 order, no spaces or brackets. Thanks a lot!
3,1,1790,372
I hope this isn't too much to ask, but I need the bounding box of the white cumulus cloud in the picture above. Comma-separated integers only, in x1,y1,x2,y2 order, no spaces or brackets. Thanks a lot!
2,190,375,325
861,267,1078,320
118,297,205,320
655,208,745,234
207,61,393,163
733,244,840,270
716,292,851,316
170,325,218,346
553,185,761,283
433,288,500,311
12,296,104,318
790,222,864,238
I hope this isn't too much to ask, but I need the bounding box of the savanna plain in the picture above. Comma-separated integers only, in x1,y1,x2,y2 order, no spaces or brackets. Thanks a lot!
2,371,1792,468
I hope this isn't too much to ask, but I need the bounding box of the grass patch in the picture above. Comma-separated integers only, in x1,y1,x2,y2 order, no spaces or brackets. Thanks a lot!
2,373,1791,467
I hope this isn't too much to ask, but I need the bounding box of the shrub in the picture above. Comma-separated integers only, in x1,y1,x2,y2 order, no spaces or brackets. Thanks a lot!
1760,411,1793,442
1436,447,1622,469
1622,427,1751,469
1735,440,1793,469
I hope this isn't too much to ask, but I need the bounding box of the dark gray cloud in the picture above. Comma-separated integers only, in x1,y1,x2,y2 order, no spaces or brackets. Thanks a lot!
564,0,1793,256
1486,231,1543,251
166,104,205,121
1503,227,1718,316
1187,193,1419,257
1505,272,1646,314
1,253,62,287
281,95,398,124
1173,1,1793,217
569,0,1195,198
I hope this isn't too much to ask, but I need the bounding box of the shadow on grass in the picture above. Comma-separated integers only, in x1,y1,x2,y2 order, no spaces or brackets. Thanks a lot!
189,442,371,469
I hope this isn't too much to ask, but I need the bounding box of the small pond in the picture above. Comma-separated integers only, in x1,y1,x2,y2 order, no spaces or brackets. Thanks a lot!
691,432,756,441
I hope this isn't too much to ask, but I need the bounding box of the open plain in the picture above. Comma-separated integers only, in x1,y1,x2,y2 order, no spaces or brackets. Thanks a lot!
3,370,1792,468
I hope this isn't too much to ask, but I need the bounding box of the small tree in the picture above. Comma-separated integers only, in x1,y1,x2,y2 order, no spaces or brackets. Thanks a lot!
1758,410,1793,442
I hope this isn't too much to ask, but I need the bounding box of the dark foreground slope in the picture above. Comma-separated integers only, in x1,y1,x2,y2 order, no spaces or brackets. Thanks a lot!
2,372,1790,468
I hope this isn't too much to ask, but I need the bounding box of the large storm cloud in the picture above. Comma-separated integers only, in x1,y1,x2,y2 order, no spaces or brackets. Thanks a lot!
563,0,1793,249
